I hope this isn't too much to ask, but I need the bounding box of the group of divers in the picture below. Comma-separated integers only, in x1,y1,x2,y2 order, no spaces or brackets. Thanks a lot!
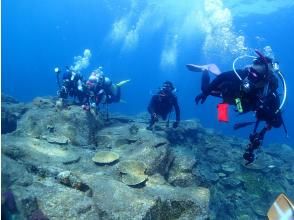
54,50,287,166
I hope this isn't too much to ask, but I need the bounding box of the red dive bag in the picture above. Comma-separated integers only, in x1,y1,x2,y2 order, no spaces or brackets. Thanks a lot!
217,103,229,122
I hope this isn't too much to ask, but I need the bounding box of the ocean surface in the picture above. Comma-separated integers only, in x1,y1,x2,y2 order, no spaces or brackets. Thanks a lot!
3,0,294,145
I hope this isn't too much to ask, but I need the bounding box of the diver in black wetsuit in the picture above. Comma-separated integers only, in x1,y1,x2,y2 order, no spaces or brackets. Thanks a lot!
147,81,180,130
195,56,278,112
189,51,286,165
55,67,86,104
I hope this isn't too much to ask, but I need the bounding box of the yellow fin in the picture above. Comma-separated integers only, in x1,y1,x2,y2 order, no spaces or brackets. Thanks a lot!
116,79,131,87
267,193,294,220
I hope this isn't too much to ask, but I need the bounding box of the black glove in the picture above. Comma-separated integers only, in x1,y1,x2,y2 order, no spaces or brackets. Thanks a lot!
243,149,255,165
152,113,159,122
195,93,208,104
173,121,179,128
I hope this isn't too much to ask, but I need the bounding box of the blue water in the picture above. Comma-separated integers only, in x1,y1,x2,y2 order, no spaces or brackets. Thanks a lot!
2,0,294,145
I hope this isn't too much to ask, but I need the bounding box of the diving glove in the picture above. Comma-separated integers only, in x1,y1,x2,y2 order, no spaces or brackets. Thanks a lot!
195,93,208,104
173,121,179,128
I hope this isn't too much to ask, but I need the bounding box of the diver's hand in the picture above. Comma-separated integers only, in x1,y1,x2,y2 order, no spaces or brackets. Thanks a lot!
152,113,158,121
195,93,207,104
173,121,179,128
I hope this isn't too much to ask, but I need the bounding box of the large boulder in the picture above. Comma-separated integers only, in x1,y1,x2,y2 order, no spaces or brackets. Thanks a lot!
167,147,197,187
16,97,104,146
1,95,28,134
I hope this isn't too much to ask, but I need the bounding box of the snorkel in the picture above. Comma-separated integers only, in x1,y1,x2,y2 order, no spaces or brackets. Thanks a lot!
232,50,287,113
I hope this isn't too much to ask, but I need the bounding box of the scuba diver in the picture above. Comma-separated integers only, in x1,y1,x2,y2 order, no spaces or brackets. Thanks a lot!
187,50,287,165
147,81,180,130
85,68,130,111
54,66,86,104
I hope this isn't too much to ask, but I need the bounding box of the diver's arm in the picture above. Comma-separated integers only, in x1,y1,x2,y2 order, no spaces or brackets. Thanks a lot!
148,95,157,115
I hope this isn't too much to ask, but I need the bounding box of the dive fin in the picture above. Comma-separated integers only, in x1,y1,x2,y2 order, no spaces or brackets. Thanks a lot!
234,122,256,130
116,79,131,87
267,193,294,220
186,64,221,75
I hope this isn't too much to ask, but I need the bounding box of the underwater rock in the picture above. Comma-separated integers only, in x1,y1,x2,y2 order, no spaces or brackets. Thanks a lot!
147,174,167,186
20,196,40,219
1,155,33,188
237,214,252,220
26,164,64,178
285,172,294,184
2,94,19,103
167,148,197,187
85,176,210,219
56,171,91,193
29,209,49,220
2,143,26,161
115,137,137,146
1,109,17,134
168,172,195,187
24,184,99,219
139,143,171,176
144,185,210,219
32,97,55,108
17,102,104,146
95,134,113,148
128,123,139,135
192,167,219,186
2,135,81,169
62,155,81,165
165,119,203,144
250,198,268,217
206,148,227,163
1,95,28,134
73,199,94,215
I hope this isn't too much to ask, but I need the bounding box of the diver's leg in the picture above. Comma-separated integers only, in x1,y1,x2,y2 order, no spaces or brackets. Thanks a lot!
195,70,211,104
147,116,156,130
201,70,210,93
243,125,270,165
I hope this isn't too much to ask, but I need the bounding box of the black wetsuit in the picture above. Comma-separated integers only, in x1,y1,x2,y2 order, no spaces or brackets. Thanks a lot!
202,69,248,105
201,68,281,121
148,92,180,126
59,71,86,103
